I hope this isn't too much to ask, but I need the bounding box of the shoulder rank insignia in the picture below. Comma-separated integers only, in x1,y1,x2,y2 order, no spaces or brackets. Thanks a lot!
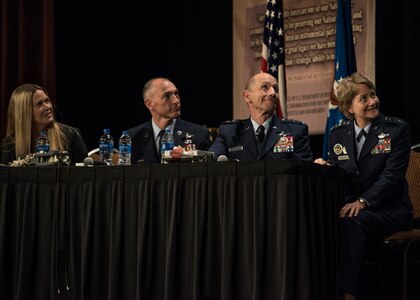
281,118,305,125
222,119,245,125
384,116,402,124
331,120,350,131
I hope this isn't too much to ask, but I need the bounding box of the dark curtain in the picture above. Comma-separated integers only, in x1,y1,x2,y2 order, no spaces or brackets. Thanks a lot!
0,161,344,300
52,2,233,151
0,0,55,138
375,0,420,145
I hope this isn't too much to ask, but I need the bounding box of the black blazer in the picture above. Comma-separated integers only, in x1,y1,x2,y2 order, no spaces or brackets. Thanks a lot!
0,124,88,165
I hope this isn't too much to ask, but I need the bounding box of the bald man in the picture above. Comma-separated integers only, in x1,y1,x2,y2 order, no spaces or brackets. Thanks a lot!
127,77,211,163
209,72,312,161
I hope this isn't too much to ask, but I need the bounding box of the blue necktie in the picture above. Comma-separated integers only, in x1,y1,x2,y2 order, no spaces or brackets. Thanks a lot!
356,129,367,143
157,130,165,156
256,125,265,155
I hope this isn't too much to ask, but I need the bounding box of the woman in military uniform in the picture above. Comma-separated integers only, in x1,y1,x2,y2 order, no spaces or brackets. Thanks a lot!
315,72,413,300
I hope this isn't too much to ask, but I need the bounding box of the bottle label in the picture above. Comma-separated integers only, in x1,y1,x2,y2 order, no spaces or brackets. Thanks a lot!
36,133,50,153
36,144,50,153
99,142,112,153
161,142,174,152
119,144,131,155
99,140,114,164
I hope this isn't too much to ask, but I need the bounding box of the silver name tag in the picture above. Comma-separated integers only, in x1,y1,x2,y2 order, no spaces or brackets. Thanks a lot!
228,145,243,152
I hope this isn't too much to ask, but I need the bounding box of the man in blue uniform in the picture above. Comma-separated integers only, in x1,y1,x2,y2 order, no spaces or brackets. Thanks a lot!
127,77,211,163
314,72,413,300
209,72,312,161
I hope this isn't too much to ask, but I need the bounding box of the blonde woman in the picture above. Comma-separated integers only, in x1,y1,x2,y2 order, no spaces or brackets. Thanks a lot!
1,84,88,165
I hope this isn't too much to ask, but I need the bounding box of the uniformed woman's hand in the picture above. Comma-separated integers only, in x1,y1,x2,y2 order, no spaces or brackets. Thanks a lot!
314,158,331,165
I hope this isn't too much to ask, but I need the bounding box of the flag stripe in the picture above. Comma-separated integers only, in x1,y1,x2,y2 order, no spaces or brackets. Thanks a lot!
261,0,287,118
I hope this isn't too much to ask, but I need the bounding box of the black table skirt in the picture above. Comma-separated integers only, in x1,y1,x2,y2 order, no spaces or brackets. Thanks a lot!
0,160,344,300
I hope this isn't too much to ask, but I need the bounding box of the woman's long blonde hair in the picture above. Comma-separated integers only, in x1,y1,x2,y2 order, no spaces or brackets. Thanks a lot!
6,84,68,158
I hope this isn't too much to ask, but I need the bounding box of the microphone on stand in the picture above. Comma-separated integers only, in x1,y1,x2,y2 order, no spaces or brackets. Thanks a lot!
83,157,108,166
217,155,228,162
217,155,239,162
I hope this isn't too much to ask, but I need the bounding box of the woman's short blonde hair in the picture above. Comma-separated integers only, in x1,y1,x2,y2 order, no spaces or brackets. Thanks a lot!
336,72,376,119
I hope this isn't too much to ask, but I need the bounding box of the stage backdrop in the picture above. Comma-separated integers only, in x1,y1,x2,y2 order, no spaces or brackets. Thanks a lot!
233,0,375,135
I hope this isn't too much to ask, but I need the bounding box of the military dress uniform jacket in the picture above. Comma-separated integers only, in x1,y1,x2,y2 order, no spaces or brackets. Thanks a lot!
208,115,313,161
127,118,211,163
328,114,413,215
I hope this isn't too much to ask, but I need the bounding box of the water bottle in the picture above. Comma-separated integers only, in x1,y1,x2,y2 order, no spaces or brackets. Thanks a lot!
118,130,131,165
99,129,114,165
36,131,50,153
160,129,174,163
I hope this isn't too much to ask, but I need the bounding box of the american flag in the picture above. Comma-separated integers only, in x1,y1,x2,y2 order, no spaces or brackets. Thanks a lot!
261,0,287,118
322,0,356,159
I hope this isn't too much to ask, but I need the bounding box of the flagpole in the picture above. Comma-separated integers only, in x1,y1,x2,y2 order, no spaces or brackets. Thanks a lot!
322,0,357,159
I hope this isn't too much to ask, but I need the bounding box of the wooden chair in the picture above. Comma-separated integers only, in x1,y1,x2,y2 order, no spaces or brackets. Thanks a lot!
202,125,219,143
364,145,420,299
88,148,119,166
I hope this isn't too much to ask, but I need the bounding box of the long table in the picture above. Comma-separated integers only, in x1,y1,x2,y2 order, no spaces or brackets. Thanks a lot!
0,160,344,300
